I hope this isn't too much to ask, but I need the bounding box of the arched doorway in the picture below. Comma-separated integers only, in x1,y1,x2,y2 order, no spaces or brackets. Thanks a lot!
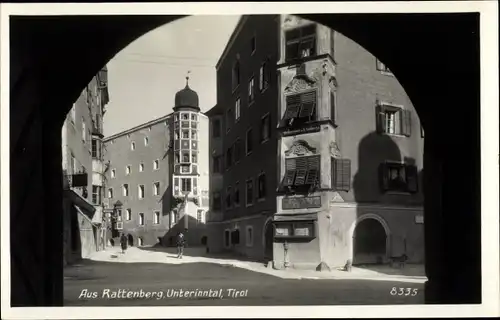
127,234,134,247
263,219,274,261
351,215,390,265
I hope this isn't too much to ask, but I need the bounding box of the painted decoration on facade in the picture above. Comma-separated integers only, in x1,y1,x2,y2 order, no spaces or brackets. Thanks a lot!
284,140,317,157
282,125,321,137
284,75,317,94
282,196,322,210
329,192,344,203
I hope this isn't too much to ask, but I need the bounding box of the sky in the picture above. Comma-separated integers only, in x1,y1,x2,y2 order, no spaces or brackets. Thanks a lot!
103,15,241,137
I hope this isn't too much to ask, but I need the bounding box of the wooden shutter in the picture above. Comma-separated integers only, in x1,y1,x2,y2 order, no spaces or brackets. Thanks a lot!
401,109,412,137
284,158,297,186
334,159,351,191
298,91,316,118
405,165,418,193
284,95,301,119
305,156,320,185
294,157,308,186
379,163,389,192
375,104,385,133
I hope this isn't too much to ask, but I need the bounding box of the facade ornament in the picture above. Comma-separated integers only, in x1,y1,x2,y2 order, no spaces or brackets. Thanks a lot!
285,140,318,156
330,142,342,158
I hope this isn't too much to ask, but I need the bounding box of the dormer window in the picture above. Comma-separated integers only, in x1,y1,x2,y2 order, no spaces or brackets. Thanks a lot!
285,24,317,62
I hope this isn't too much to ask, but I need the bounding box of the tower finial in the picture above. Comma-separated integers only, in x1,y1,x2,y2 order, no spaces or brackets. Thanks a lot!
185,70,191,87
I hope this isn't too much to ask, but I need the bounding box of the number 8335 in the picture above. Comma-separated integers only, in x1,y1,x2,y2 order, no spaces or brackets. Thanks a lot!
390,287,418,296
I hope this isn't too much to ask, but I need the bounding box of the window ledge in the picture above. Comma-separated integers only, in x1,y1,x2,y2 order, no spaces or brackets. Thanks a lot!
248,100,255,107
260,138,269,145
257,197,266,202
246,203,254,208
380,71,394,77
246,151,253,156
260,86,269,94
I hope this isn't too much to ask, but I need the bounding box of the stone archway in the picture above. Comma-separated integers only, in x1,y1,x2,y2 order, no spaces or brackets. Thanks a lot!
349,214,391,265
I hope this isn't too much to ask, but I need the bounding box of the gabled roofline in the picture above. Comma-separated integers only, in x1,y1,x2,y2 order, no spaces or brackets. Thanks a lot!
215,15,248,71
103,112,173,142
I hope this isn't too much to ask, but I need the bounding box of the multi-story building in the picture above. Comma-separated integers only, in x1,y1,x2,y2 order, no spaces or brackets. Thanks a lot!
206,15,424,270
103,77,210,247
62,66,110,266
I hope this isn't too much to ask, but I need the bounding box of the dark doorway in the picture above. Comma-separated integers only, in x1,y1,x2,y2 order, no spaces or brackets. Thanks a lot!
201,236,207,246
353,218,387,265
127,234,134,247
264,221,274,261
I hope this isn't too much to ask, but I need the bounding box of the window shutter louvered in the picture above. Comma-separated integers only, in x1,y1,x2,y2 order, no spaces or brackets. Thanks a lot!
379,163,389,192
284,158,297,186
298,91,316,118
341,159,351,191
305,156,320,185
375,104,385,133
333,158,343,190
284,95,301,120
403,109,412,137
406,165,418,193
294,157,308,185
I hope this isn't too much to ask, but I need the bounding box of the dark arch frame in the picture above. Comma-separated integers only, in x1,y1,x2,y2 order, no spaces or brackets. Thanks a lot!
9,13,480,306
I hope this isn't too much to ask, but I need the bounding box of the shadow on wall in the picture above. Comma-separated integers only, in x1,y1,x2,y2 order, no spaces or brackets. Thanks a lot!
352,131,420,265
160,214,207,248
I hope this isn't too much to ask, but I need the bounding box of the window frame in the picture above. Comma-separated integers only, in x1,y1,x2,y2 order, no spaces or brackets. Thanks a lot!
122,184,129,197
248,76,255,105
282,89,318,125
138,212,145,226
257,172,267,200
285,24,317,62
153,181,160,196
138,184,145,199
245,127,253,155
260,113,271,143
234,181,240,207
245,178,254,207
153,159,159,170
235,97,241,122
153,211,160,224
245,225,254,247
283,155,321,188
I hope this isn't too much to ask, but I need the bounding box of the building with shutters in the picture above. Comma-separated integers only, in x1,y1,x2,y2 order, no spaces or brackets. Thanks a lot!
206,15,424,270
103,77,210,248
62,66,110,265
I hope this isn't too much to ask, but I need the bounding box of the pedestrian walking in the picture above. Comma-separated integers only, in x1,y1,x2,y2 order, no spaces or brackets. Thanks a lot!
176,231,185,259
120,233,128,254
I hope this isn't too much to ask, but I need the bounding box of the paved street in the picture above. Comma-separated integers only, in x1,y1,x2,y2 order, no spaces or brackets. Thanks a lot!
64,257,425,306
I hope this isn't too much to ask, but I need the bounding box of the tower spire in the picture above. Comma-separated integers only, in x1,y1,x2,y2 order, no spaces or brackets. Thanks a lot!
185,70,191,87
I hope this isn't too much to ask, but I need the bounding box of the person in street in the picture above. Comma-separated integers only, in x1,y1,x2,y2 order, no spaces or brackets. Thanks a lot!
176,231,185,259
120,233,128,254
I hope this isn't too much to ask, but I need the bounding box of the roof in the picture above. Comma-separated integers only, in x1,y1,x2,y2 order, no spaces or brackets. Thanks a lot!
174,82,199,111
204,104,224,117
103,112,173,142
215,15,248,70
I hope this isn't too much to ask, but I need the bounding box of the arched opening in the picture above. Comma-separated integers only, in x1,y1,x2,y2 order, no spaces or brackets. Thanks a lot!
263,219,274,261
353,218,388,265
127,234,134,247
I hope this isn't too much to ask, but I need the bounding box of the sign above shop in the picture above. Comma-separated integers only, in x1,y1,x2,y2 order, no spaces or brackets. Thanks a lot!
282,196,321,210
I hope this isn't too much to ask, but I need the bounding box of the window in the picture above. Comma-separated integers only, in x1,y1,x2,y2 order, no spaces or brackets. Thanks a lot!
251,35,256,54
246,128,253,154
111,169,116,178
212,119,221,138
376,104,412,136
285,24,317,61
231,229,240,245
235,98,241,121
122,184,129,197
234,182,240,206
130,142,136,151
330,90,337,125
234,138,242,163
108,188,113,199
191,121,197,129
246,179,254,206
224,230,231,248
226,108,233,133
260,114,270,142
181,178,192,192
420,125,425,138
257,173,267,199
126,165,131,175
181,113,189,120
91,139,100,158
226,186,232,208
248,77,255,103
283,156,320,187
232,60,240,90
81,118,86,142
138,185,145,199
139,213,145,226
196,209,203,224
144,137,149,146
282,91,317,125
139,163,144,172
153,160,159,170
153,182,160,196
246,226,254,247
226,146,233,169
213,156,222,173
380,162,418,193
138,237,144,246
376,58,391,73
182,151,190,163
331,158,351,192
191,153,198,164
92,185,102,205
154,211,160,224
191,114,198,121
126,209,131,221
175,153,180,164
182,130,189,139
213,192,222,210
259,59,270,91
171,209,178,224
191,130,198,139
